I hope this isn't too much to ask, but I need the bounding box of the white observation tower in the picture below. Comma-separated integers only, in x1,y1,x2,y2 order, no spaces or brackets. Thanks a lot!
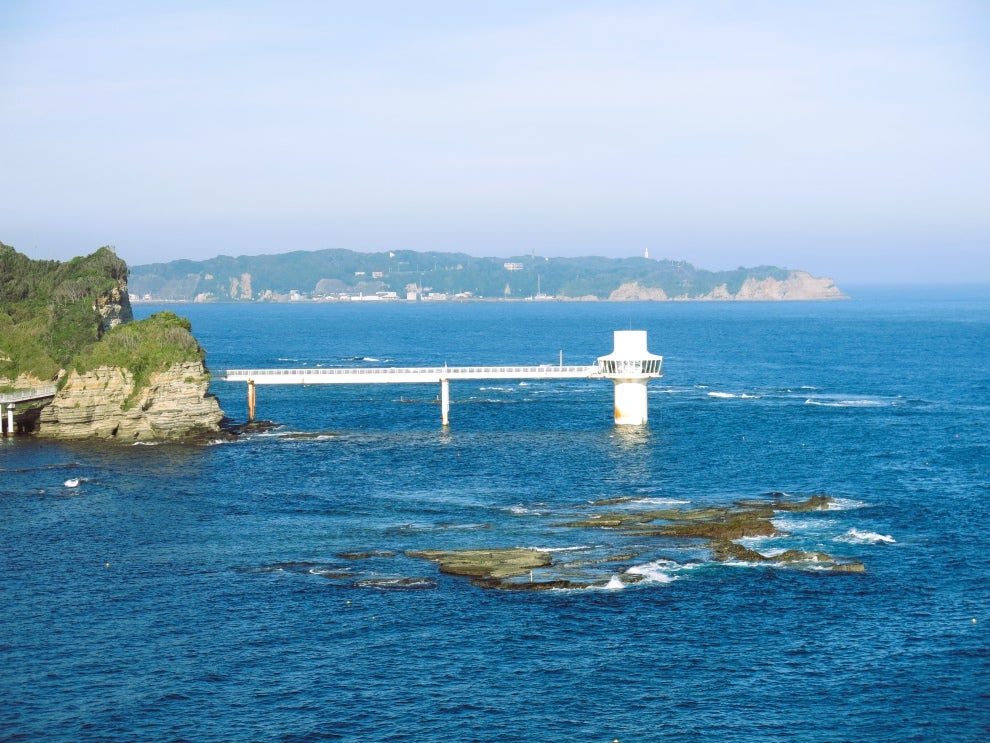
595,330,664,425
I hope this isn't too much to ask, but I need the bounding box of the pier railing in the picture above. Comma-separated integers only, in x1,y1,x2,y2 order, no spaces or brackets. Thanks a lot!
222,365,600,384
0,385,58,404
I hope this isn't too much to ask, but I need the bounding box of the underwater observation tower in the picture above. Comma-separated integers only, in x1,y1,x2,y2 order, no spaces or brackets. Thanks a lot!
595,330,664,425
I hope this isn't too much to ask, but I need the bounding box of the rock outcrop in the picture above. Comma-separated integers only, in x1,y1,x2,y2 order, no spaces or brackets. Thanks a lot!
733,271,846,300
607,270,847,301
36,361,223,441
94,279,134,335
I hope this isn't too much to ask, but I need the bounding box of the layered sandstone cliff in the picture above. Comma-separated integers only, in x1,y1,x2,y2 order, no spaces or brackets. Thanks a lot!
36,361,223,441
607,271,846,301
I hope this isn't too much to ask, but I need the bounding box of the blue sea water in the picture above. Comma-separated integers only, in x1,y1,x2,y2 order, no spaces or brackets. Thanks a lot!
2,288,988,742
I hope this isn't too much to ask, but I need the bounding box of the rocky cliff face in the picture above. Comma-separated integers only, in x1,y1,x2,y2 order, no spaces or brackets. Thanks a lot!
607,271,847,301
36,361,224,441
94,279,134,335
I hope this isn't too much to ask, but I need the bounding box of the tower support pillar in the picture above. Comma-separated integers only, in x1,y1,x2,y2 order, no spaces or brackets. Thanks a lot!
612,379,650,425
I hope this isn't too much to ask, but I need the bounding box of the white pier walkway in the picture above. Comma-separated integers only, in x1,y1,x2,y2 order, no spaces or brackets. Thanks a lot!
222,365,599,426
222,330,663,426
222,365,599,385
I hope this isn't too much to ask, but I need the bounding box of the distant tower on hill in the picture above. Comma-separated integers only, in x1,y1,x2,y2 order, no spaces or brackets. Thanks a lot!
644,247,650,259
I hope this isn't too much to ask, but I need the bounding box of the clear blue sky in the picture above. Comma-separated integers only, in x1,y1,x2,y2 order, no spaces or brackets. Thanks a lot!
2,1,988,284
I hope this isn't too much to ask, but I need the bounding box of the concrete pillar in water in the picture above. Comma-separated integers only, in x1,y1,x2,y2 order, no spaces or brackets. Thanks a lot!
440,378,450,426
247,379,256,422
596,330,663,425
5,403,13,436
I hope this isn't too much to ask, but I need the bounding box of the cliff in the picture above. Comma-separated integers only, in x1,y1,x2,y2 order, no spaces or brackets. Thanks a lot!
608,270,847,301
1,242,224,441
35,361,223,441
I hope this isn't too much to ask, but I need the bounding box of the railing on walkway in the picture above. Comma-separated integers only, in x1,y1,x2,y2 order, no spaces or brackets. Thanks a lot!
0,385,58,404
222,365,600,383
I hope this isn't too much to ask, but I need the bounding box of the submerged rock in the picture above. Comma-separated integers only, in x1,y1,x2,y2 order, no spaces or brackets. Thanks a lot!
337,550,397,560
772,495,834,512
710,540,865,572
406,548,551,579
629,510,779,540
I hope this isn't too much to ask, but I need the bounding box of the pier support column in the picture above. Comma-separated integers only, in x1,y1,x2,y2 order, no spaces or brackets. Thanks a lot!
440,378,450,426
247,379,256,422
5,404,13,436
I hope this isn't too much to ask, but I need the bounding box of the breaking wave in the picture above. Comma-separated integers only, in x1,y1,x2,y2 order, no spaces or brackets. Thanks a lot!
626,559,682,584
834,528,895,545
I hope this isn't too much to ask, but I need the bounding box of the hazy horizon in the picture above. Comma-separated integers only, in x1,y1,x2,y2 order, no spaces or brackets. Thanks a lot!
2,1,988,286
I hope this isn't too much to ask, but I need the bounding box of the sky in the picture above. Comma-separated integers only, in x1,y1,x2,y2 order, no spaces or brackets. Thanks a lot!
1,0,988,284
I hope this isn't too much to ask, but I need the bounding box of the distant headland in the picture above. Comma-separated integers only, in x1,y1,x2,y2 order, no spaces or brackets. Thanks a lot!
129,248,847,303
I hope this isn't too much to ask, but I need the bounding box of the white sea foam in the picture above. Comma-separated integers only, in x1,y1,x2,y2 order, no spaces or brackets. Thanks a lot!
834,528,895,545
626,559,680,584
826,498,868,511
760,548,790,557
603,575,626,590
772,515,838,532
707,391,760,399
533,545,592,553
508,504,546,516
738,534,780,549
626,497,691,507
804,398,885,408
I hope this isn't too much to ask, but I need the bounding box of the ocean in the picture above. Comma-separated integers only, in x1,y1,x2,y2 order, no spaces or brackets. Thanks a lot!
2,288,988,742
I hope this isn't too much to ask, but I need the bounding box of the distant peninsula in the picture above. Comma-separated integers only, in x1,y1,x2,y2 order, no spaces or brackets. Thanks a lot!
129,249,846,302
0,242,223,441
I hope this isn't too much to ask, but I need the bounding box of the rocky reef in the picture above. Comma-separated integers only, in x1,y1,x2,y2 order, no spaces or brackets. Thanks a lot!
394,494,866,591
239,492,870,594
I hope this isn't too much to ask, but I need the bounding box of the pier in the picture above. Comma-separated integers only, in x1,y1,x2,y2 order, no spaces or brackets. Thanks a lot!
1,385,58,436
223,330,662,426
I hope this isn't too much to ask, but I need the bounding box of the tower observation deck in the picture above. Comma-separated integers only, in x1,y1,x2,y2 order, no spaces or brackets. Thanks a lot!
595,330,664,425
222,330,662,426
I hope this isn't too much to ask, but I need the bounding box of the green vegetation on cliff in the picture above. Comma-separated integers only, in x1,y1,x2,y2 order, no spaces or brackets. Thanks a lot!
1,243,128,380
70,311,206,405
0,242,205,388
